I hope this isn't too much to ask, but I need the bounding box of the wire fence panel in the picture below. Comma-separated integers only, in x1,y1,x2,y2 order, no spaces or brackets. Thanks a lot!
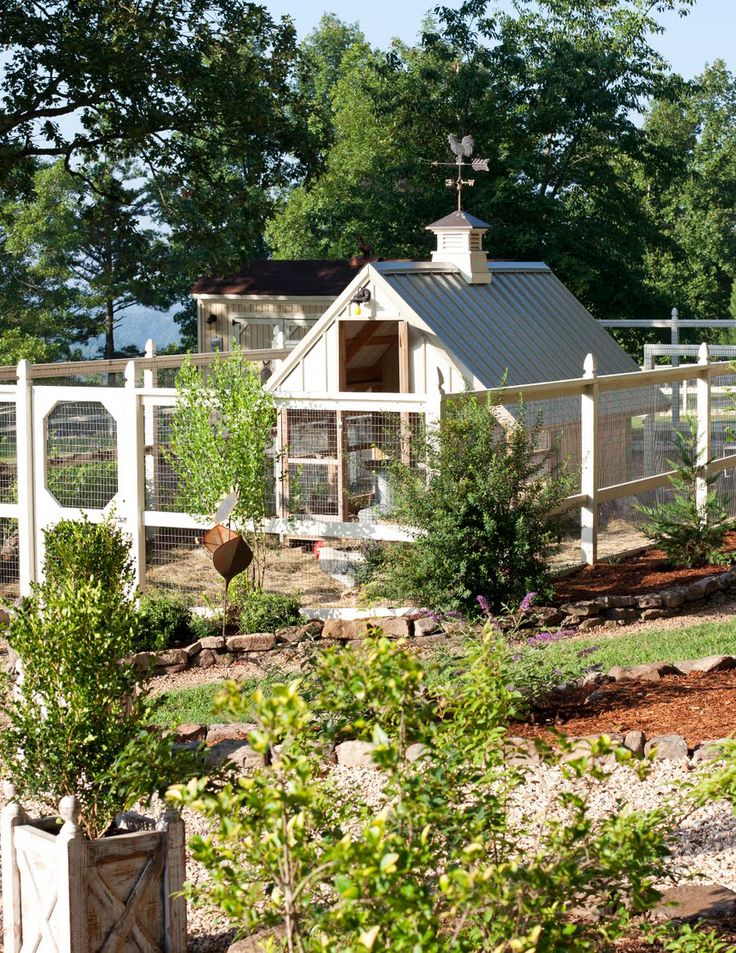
0,517,19,593
45,401,118,509
0,402,17,505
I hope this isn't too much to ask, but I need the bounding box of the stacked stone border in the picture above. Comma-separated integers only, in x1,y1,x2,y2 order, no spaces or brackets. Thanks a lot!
546,569,736,631
134,614,444,676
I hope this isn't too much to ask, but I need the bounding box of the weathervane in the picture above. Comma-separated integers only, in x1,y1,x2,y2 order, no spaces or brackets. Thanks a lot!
430,135,490,211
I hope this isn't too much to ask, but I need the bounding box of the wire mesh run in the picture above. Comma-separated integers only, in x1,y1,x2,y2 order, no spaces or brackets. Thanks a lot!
0,402,17,504
503,397,582,493
45,401,118,508
283,410,339,518
0,517,19,594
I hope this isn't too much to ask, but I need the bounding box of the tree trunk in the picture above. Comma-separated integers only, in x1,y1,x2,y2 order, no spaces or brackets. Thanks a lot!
105,298,115,359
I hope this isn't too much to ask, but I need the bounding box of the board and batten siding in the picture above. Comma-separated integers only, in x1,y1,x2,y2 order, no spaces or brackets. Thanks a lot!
196,297,332,352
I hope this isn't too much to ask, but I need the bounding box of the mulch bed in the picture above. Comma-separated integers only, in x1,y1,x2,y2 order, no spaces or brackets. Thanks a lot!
554,531,736,603
513,669,736,747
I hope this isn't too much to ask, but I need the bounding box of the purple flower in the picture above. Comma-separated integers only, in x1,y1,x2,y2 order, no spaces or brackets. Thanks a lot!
519,592,538,615
577,645,600,659
527,630,565,648
476,594,491,617
445,610,465,620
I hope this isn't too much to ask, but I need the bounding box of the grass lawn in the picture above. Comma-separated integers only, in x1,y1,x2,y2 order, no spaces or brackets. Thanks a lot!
149,617,736,728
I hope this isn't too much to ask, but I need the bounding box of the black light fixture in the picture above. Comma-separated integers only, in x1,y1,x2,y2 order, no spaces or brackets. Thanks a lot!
351,287,371,305
206,314,217,325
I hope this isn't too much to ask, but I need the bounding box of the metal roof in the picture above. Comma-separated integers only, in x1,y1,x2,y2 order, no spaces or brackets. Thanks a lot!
376,262,639,388
426,211,491,230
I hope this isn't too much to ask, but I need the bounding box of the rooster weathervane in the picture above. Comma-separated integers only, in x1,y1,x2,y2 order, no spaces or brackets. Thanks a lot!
430,135,490,211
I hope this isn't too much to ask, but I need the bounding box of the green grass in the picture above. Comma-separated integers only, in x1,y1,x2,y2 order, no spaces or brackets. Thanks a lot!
149,667,290,728
510,617,736,683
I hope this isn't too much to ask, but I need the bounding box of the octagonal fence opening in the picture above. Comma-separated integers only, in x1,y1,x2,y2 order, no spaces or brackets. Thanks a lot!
45,401,118,508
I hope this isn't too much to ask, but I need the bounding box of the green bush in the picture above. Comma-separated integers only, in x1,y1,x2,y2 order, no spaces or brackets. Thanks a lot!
171,631,671,951
638,421,731,568
374,393,575,612
236,587,304,634
43,513,134,596
137,592,196,651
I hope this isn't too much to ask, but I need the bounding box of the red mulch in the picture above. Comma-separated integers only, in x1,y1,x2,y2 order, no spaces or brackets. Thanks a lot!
554,532,736,604
513,668,736,747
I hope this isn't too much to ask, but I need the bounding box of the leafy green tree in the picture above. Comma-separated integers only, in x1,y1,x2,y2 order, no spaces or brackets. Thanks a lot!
3,161,170,357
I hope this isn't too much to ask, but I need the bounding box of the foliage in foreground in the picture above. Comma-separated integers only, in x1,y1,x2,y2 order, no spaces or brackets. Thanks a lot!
368,394,575,613
0,519,199,838
171,632,671,951
232,584,305,634
638,422,731,568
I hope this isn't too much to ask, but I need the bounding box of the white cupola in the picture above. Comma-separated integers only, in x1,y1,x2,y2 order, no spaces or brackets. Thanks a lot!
426,210,491,284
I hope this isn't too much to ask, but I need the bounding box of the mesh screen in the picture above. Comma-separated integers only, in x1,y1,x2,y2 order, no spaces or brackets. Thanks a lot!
344,411,422,518
46,401,118,508
597,493,652,560
597,384,676,488
501,398,582,494
0,517,19,593
284,410,339,518
549,506,584,572
0,402,17,504
710,370,736,462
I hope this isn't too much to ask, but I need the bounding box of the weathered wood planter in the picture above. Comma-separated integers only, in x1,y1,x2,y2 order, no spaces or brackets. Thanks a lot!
1,791,186,953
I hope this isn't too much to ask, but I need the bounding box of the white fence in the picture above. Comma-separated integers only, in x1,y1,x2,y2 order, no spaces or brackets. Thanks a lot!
1,343,735,599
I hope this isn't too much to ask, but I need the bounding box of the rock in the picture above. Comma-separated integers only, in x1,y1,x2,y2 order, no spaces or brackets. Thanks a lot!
641,608,676,621
685,580,710,602
194,648,217,669
405,743,429,762
322,619,363,641
185,640,202,658
596,595,635,609
505,737,541,765
722,571,736,590
579,617,604,631
226,633,276,653
608,662,677,682
154,648,188,668
704,577,721,595
200,635,225,650
160,663,188,674
623,730,646,758
414,634,449,648
653,884,736,921
644,734,689,760
605,608,638,623
229,927,286,952
692,741,727,763
335,740,377,769
536,606,563,627
206,722,256,745
130,651,157,673
709,591,728,605
560,600,599,618
636,593,663,610
716,573,731,590
176,723,206,743
277,620,323,643
661,589,686,609
414,616,440,637
674,655,736,675
368,617,412,639
205,740,261,772
584,690,609,704
564,733,624,764
579,670,612,688
0,606,10,627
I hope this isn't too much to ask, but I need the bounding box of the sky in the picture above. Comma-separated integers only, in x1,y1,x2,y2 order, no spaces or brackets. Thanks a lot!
261,0,735,79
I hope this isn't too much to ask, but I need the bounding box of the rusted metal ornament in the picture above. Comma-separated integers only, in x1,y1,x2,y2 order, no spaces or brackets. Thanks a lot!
212,534,253,584
202,523,237,554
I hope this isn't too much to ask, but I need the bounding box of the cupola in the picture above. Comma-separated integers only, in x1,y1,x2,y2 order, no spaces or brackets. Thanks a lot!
426,210,491,285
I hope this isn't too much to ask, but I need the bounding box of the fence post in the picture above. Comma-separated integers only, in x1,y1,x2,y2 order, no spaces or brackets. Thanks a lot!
122,361,146,590
580,353,599,565
671,307,681,424
15,360,35,593
696,342,711,517
143,339,157,512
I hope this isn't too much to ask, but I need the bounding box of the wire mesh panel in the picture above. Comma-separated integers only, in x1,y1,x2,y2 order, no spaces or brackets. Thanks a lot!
501,397,582,494
0,517,19,593
597,492,653,560
0,402,17,505
45,402,118,508
145,405,179,512
284,410,339,518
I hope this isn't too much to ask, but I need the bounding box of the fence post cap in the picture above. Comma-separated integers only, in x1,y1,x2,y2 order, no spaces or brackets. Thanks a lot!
698,342,710,363
583,353,597,378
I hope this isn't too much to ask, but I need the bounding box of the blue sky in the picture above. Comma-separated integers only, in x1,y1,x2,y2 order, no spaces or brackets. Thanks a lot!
262,0,735,79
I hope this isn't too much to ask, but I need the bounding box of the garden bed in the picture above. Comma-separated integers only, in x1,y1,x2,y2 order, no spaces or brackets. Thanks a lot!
554,531,736,603
516,667,736,748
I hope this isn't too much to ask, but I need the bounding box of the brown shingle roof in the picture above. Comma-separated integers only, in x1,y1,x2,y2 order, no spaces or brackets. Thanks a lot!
191,259,375,297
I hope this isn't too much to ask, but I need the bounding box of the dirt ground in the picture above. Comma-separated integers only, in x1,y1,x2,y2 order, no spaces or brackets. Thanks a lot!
514,668,736,747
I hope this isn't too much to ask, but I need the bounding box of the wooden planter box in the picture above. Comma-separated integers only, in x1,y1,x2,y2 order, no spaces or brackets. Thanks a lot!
2,792,186,953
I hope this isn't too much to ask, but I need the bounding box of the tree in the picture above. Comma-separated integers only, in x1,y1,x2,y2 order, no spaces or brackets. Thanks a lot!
3,161,170,357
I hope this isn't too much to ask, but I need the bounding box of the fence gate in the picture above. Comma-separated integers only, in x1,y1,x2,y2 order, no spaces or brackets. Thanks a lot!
31,383,145,585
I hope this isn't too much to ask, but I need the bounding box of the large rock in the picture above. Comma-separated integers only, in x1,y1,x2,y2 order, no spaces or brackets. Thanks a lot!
644,734,689,760
605,607,638,623
596,595,635,609
608,662,677,682
367,617,412,639
564,733,624,765
194,648,217,669
185,640,202,658
335,740,377,769
641,608,675,621
661,589,686,609
505,736,542,766
277,620,322,643
154,648,188,669
578,617,604,631
560,600,600,618
206,722,256,745
636,593,663,610
654,884,736,921
414,616,440,637
176,723,206,743
674,655,736,675
0,606,10,627
536,606,563,627
322,619,363,641
205,740,261,772
200,635,225,650
685,579,712,602
623,730,646,758
226,633,276,652
405,743,429,762
692,740,727,763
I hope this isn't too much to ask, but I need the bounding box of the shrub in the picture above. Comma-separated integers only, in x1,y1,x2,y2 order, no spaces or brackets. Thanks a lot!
137,592,196,651
0,577,198,838
171,630,671,951
236,587,304,634
42,512,135,597
375,393,575,612
638,421,731,568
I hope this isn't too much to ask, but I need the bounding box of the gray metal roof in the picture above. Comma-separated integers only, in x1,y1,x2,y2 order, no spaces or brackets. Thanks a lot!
426,211,491,230
376,262,639,388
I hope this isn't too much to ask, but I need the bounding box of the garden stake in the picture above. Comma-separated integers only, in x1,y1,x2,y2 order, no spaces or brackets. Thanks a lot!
203,491,253,640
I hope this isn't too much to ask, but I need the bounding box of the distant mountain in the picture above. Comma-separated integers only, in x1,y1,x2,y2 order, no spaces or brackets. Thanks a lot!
82,306,182,356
